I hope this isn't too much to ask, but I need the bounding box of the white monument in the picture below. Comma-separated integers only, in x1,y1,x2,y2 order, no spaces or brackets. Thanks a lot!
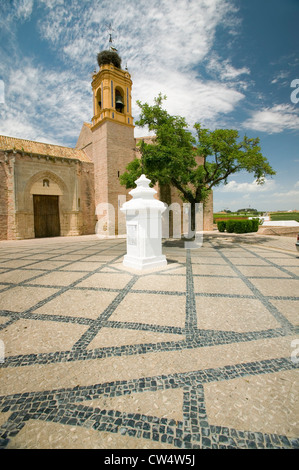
121,174,167,270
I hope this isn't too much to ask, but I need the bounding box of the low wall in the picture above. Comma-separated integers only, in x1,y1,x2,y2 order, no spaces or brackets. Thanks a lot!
258,226,299,237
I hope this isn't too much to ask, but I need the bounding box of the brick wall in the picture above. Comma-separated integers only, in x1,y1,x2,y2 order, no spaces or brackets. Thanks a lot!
92,120,135,236
0,152,96,240
76,123,93,160
0,153,9,240
0,153,17,240
80,161,95,235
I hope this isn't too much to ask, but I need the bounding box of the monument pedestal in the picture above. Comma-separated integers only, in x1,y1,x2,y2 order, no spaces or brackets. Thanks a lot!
121,175,167,271
123,254,167,270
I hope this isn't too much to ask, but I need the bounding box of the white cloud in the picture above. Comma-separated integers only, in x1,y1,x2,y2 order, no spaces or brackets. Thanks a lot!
214,179,299,212
15,0,34,20
271,71,290,85
0,0,34,23
36,0,244,131
218,179,276,193
132,70,245,132
0,0,248,144
2,63,91,144
243,104,299,133
207,55,250,81
272,180,299,199
0,80,4,104
38,0,232,69
274,189,299,198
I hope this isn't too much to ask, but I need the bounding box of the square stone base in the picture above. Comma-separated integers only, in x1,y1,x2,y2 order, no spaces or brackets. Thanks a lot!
123,254,167,271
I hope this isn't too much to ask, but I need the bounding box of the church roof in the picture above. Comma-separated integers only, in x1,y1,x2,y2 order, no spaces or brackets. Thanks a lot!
0,135,92,163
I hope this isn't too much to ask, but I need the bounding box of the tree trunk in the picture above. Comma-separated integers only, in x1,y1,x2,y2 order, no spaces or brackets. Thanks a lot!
191,202,196,234
184,202,196,239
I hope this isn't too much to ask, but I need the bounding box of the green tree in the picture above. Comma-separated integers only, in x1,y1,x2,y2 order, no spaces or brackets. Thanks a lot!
120,94,276,232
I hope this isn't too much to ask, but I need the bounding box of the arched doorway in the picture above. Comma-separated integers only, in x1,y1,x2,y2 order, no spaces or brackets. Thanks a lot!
27,171,65,238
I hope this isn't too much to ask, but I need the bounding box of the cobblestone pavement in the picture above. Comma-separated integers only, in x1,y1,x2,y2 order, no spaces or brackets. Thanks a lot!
0,233,298,449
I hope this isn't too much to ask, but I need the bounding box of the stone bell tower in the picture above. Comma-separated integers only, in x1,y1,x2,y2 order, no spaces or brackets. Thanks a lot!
76,43,136,236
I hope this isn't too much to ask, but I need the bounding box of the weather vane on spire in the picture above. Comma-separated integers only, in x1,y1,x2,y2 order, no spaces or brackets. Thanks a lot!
98,23,122,69
106,22,118,52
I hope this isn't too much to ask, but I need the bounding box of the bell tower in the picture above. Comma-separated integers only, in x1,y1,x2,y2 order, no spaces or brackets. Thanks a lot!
83,46,136,236
91,50,134,129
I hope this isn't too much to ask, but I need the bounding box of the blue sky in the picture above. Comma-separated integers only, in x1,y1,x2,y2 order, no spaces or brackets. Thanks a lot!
0,0,298,212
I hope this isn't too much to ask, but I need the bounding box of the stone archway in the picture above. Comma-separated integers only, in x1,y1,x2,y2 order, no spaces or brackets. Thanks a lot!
26,170,66,200
22,170,68,239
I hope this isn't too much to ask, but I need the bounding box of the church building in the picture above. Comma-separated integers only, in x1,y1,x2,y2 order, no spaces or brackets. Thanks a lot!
0,47,213,241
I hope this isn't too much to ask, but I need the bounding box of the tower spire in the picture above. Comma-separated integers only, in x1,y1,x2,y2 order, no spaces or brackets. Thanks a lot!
107,23,118,52
109,36,118,52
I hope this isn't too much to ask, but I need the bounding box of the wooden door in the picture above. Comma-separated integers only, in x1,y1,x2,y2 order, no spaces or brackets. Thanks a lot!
33,195,60,238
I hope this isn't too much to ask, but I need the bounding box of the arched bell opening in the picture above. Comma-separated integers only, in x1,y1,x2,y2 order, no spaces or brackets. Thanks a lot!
115,87,124,113
96,87,102,114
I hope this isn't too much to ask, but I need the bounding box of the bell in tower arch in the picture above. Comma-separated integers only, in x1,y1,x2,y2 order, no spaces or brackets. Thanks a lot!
115,90,124,113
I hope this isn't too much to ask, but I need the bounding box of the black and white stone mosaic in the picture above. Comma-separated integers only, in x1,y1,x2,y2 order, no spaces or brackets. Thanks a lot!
0,235,298,449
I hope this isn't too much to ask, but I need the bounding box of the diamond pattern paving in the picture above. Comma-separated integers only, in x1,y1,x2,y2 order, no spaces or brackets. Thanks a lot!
0,233,298,449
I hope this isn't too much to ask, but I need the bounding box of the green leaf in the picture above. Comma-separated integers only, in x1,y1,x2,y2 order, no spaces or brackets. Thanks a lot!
119,95,276,215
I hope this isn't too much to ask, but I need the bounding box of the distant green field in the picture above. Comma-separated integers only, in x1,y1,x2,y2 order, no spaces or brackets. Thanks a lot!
213,212,259,223
270,212,299,222
214,211,299,224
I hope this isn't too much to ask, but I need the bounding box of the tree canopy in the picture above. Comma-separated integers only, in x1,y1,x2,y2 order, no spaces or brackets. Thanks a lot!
120,94,276,227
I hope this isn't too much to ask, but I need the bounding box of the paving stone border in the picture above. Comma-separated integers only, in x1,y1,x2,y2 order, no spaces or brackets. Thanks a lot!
0,235,298,449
